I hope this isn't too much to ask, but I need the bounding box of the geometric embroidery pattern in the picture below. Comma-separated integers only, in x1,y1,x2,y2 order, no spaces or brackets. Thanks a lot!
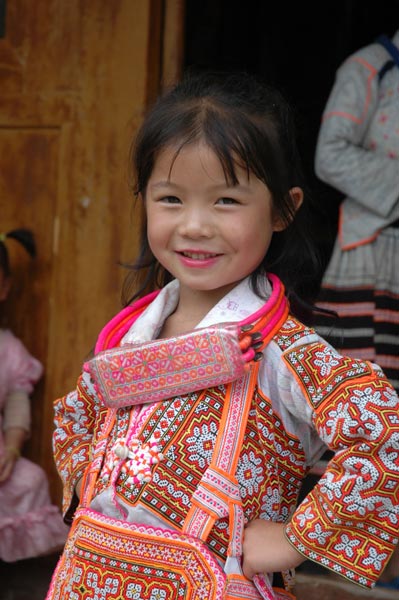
47,508,227,599
46,508,288,599
282,342,373,408
53,374,108,518
255,390,305,523
84,324,245,409
275,317,314,351
92,386,306,562
283,342,399,587
52,306,399,589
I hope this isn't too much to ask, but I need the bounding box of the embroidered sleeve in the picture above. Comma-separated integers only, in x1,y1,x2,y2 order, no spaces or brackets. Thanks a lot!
282,341,399,588
315,54,399,219
53,371,105,522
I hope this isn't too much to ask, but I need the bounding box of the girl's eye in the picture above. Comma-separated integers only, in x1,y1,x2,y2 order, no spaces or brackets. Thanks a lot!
160,196,181,204
216,197,239,205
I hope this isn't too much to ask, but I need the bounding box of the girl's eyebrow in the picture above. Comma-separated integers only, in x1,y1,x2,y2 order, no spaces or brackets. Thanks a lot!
149,181,177,189
149,180,253,192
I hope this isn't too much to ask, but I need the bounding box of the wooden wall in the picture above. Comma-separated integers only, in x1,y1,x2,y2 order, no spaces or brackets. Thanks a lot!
0,0,184,502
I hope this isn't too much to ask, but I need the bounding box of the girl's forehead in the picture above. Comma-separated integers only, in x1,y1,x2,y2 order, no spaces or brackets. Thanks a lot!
153,141,249,184
156,140,214,163
148,141,269,197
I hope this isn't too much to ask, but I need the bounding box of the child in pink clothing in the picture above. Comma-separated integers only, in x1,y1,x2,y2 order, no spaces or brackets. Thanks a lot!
0,229,68,562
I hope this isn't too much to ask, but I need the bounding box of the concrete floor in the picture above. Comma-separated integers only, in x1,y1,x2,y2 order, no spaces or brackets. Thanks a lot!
296,573,399,600
295,572,398,600
0,552,59,600
296,558,399,599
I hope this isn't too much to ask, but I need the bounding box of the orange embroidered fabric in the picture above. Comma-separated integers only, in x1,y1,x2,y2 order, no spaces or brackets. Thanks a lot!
49,369,294,599
281,322,399,588
52,280,399,592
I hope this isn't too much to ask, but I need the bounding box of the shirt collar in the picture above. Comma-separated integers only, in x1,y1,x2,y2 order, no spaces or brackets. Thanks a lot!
122,276,272,344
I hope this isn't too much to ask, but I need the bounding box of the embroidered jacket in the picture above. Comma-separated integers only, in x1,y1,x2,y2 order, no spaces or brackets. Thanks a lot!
53,277,399,588
315,30,399,250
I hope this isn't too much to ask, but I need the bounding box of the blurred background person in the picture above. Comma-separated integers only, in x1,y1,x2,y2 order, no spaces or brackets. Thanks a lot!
0,229,69,563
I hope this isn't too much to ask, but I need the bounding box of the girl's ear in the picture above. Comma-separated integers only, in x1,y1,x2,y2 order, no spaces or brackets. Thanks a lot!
0,275,11,301
289,186,304,211
272,186,304,232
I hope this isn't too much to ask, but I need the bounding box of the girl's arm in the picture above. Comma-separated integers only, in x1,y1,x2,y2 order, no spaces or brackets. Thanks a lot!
53,371,106,522
281,340,399,589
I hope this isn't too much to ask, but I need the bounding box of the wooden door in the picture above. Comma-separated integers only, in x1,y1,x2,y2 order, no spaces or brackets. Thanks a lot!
0,0,184,502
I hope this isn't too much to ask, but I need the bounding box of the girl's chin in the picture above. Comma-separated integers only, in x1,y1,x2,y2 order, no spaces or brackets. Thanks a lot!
177,279,241,297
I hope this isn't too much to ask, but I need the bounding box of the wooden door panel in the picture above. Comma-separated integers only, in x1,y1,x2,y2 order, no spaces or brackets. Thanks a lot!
0,127,59,458
0,0,184,502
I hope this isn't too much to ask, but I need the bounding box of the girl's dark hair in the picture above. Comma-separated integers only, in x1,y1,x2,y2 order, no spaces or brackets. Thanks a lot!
0,229,36,277
123,69,321,317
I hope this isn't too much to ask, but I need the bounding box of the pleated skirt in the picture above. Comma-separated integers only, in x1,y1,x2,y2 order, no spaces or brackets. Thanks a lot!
313,226,399,393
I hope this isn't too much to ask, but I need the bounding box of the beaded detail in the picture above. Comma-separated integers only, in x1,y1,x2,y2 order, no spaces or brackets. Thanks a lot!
103,432,164,486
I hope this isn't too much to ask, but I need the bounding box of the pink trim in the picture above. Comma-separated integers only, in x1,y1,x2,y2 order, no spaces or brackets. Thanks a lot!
245,275,287,361
95,290,159,353
260,290,286,337
95,274,286,357
240,273,280,325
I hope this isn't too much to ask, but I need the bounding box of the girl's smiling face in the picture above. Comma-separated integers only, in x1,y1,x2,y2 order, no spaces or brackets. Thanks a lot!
145,142,284,304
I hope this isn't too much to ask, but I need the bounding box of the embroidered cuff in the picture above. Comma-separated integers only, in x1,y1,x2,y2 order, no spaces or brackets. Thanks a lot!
286,494,397,588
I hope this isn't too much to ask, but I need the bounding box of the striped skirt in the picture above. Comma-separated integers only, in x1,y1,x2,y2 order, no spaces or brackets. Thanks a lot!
312,226,399,393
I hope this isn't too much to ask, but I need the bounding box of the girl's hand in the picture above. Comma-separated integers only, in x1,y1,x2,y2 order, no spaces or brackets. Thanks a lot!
242,519,304,579
0,447,20,483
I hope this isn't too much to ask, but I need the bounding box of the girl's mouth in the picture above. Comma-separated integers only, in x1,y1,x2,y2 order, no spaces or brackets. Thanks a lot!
177,250,221,268
179,251,219,260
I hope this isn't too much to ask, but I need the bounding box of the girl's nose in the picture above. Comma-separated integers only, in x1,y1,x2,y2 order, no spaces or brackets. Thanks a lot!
177,207,213,238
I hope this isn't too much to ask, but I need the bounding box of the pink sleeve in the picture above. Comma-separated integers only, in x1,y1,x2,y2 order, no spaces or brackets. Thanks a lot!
3,330,43,394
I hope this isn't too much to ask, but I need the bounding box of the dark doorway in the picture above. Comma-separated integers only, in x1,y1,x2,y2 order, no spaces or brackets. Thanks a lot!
184,0,399,292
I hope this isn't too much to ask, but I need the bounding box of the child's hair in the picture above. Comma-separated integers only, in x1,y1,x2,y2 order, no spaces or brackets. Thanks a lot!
123,69,321,314
0,229,36,277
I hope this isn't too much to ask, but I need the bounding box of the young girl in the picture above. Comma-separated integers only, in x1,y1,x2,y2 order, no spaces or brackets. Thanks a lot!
47,71,399,600
0,229,69,562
